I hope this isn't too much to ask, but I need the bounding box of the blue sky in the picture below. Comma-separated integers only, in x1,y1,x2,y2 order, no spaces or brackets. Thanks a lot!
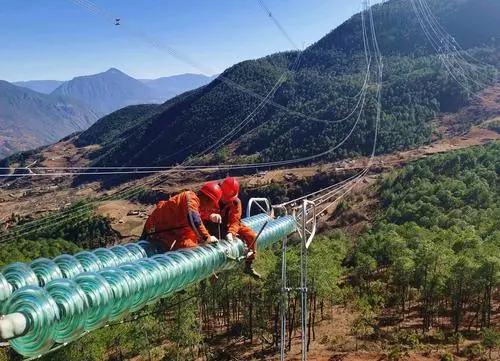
1,1,378,81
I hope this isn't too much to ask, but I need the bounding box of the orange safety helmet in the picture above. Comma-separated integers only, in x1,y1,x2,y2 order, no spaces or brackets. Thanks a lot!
199,182,223,207
220,177,240,202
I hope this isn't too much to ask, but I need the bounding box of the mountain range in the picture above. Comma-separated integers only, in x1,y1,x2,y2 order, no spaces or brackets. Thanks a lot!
0,81,101,157
141,73,218,96
2,0,500,179
1,71,214,158
68,0,499,177
14,70,215,114
51,68,166,115
12,80,65,94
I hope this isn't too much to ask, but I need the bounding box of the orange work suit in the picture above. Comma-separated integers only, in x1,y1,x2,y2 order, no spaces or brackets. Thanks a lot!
143,191,211,251
220,198,257,260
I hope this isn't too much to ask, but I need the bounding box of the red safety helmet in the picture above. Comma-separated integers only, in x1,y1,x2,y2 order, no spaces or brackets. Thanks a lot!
199,182,222,207
220,177,240,202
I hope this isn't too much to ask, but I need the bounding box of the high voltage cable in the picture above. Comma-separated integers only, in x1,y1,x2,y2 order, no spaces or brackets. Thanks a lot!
0,169,182,243
418,0,498,76
289,0,381,223
71,0,377,126
1,64,370,176
211,58,372,156
256,0,299,50
0,82,372,177
0,73,372,175
426,0,497,86
1,0,376,241
0,0,370,181
300,0,383,219
2,0,307,239
415,0,494,88
2,0,372,175
6,37,364,242
409,0,496,98
198,50,305,157
0,38,372,239
277,168,368,208
1,78,371,178
1,97,369,178
0,0,308,239
69,0,332,125
153,0,307,160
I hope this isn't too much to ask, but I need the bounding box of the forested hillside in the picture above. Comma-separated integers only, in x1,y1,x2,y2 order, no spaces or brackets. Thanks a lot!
69,0,500,174
0,0,499,359
353,142,500,337
73,88,202,154
1,140,499,361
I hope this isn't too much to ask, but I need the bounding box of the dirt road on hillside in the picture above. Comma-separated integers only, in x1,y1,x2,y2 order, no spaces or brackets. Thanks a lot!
98,126,500,239
0,125,498,236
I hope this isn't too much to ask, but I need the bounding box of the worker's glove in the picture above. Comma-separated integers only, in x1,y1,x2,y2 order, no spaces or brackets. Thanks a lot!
226,233,234,242
209,213,222,224
206,235,219,244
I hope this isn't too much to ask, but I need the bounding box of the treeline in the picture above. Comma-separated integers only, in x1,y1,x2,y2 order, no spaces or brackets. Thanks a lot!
352,142,500,336
2,143,500,360
0,231,351,361
0,201,117,267
3,0,498,188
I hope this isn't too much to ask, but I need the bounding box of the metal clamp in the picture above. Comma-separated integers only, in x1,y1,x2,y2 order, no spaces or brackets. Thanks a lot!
302,200,316,249
271,204,288,218
246,198,271,217
294,200,317,248
225,252,246,262
224,239,247,262
224,237,254,263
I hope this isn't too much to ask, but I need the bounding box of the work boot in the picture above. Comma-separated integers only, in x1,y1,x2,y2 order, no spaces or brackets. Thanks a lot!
243,260,262,280
210,273,219,287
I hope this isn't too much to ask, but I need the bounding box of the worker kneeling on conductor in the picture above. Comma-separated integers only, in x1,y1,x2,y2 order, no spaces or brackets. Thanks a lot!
205,177,261,280
141,182,222,250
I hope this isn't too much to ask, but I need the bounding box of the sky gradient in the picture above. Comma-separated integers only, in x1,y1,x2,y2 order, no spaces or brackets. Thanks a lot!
1,0,378,81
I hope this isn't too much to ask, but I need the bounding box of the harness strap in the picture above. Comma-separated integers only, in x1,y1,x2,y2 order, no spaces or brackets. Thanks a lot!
187,192,204,241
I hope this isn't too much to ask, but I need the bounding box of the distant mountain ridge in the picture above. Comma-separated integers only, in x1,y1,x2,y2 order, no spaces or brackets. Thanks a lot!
14,73,215,102
0,81,101,158
0,70,214,158
13,80,64,94
51,68,166,114
43,70,215,114
141,73,217,97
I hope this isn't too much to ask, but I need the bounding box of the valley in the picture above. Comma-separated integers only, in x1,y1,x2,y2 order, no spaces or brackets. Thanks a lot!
0,0,499,360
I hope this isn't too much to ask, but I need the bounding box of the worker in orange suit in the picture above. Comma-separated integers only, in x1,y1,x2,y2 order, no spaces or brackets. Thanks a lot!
141,182,223,251
219,177,261,280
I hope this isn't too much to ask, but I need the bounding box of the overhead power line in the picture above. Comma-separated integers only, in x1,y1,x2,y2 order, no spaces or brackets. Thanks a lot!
0,0,380,242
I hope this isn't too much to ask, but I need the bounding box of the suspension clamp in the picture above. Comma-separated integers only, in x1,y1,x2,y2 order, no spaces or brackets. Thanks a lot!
225,248,247,263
